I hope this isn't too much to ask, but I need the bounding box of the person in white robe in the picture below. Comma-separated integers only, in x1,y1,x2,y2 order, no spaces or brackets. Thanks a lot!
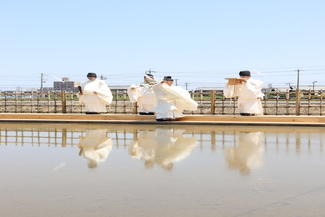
77,129,113,168
127,73,157,115
152,76,198,121
224,131,264,175
224,70,264,116
78,72,113,114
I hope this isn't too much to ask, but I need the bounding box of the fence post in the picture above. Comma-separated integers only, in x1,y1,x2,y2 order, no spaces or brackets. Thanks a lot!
199,90,203,114
296,89,301,115
123,90,127,114
61,90,67,114
211,90,215,115
320,89,323,116
133,102,138,114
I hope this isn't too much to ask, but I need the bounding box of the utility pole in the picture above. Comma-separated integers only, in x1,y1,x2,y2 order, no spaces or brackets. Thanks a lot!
41,73,44,93
296,69,301,115
145,69,156,74
296,69,300,90
312,81,317,93
184,82,190,90
174,79,179,86
100,75,107,80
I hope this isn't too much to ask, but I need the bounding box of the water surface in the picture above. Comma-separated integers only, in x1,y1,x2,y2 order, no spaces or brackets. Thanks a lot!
0,123,324,217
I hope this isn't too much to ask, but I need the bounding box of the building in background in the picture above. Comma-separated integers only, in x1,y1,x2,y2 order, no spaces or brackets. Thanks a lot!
53,77,80,92
108,85,129,93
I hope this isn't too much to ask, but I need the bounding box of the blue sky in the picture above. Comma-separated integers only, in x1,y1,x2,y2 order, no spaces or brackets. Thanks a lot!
1,0,324,91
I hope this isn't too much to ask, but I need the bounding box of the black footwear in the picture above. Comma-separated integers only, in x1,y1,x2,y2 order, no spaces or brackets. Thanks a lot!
139,112,155,115
240,113,256,116
156,118,176,121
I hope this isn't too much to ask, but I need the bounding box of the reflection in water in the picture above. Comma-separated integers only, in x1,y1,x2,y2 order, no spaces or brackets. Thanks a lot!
1,124,325,217
128,127,197,170
224,132,263,175
0,123,324,172
128,129,157,169
77,129,113,168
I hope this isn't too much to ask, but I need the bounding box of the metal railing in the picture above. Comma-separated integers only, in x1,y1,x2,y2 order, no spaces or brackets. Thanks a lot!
0,89,324,115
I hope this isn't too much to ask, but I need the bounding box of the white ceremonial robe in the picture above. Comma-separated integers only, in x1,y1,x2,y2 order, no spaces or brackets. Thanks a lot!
78,79,113,113
78,129,113,168
224,78,264,115
127,83,157,113
152,83,198,119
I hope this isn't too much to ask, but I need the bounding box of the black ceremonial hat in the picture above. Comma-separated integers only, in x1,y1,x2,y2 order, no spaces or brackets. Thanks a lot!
145,73,154,78
163,76,173,81
239,70,251,76
87,72,97,77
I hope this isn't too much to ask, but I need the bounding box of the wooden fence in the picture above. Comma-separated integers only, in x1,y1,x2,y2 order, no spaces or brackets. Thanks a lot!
0,89,324,115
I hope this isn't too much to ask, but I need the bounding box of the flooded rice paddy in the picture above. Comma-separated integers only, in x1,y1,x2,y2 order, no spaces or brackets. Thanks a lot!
0,123,324,217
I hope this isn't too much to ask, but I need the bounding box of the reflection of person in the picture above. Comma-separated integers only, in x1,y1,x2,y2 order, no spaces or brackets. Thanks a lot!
224,132,264,175
224,70,264,116
153,128,197,170
78,72,113,114
127,73,158,115
152,76,198,121
78,129,113,168
128,129,158,169
128,127,197,170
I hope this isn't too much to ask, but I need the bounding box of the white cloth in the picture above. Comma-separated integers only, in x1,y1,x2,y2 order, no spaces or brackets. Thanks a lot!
152,83,198,119
78,79,113,112
224,78,264,115
127,83,157,113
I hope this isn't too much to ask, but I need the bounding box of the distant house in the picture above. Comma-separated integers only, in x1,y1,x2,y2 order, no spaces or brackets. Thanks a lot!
53,77,80,92
108,85,129,93
196,87,224,93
